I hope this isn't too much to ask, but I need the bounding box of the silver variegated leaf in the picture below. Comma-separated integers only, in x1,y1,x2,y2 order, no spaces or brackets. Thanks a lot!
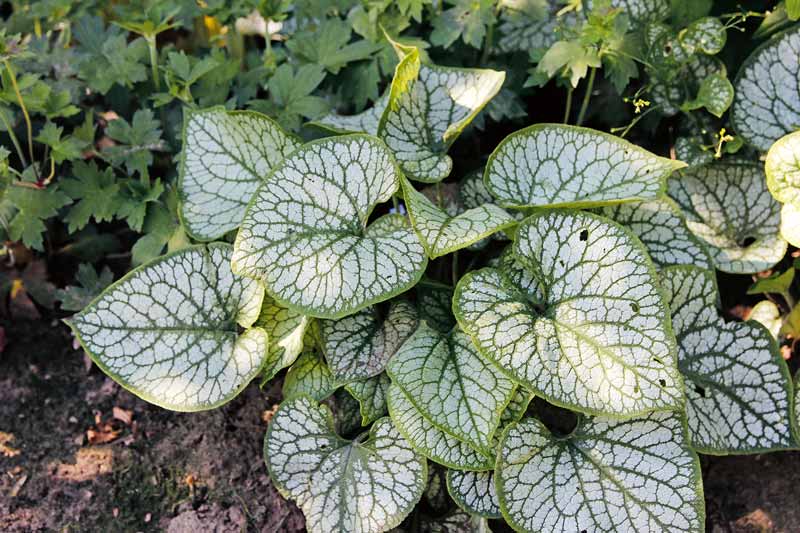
417,283,457,333
668,162,787,274
346,373,392,426
781,202,800,247
598,198,713,270
496,0,577,54
681,17,727,55
446,469,500,519
265,396,426,533
484,124,684,208
587,0,670,23
178,107,299,240
662,266,795,453
283,350,341,401
232,135,427,319
454,210,683,417
255,295,310,383
67,244,266,411
496,412,704,533
311,93,389,135
403,178,515,258
732,26,800,151
387,384,494,470
379,47,505,183
765,130,800,207
386,322,515,452
321,300,418,381
684,73,734,118
329,388,365,436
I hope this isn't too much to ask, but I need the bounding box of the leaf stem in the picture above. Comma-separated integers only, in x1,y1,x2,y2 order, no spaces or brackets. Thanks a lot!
0,106,27,167
481,19,496,64
146,35,160,91
610,104,661,138
3,59,35,170
563,87,573,123
451,250,459,285
576,67,596,126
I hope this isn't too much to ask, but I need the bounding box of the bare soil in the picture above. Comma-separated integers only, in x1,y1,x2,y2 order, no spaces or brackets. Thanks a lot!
1,318,799,533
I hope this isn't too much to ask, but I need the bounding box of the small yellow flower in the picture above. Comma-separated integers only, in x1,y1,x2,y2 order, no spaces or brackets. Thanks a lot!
632,98,650,114
715,128,734,158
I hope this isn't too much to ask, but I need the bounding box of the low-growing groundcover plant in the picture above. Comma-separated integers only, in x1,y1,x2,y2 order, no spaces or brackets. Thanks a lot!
4,0,800,531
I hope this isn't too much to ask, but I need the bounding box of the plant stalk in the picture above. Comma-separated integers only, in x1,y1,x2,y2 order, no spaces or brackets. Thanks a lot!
147,35,160,91
563,87,573,123
576,67,596,126
4,59,35,169
0,106,27,167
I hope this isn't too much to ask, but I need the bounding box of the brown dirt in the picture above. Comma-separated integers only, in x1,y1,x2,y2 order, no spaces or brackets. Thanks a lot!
1,318,799,532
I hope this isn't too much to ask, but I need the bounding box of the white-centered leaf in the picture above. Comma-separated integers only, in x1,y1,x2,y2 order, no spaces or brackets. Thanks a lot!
378,47,505,183
765,130,800,206
484,124,685,208
346,373,391,425
387,383,494,470
283,350,341,401
446,469,501,519
232,134,427,319
662,265,795,453
386,322,515,452
454,210,683,417
681,17,727,56
178,107,300,241
67,244,266,411
265,396,426,533
668,162,787,274
321,300,419,381
598,198,713,270
683,73,734,118
781,202,800,247
496,411,703,533
732,26,800,152
402,178,516,258
587,0,670,23
311,93,389,135
496,0,578,54
255,295,311,383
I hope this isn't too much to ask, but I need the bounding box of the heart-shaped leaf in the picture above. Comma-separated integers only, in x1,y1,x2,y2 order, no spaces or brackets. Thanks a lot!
387,383,494,470
378,47,505,183
732,26,800,151
67,244,266,411
496,411,703,533
589,0,671,24
232,135,427,319
496,0,575,54
321,300,418,381
484,124,685,208
178,107,299,241
446,469,501,519
346,373,391,425
681,17,727,55
683,73,734,118
668,162,787,274
311,93,388,135
283,350,341,401
386,322,515,452
598,198,713,270
748,300,783,340
765,130,800,206
662,266,795,453
782,203,800,247
265,396,426,533
255,295,311,383
454,210,683,417
402,179,516,258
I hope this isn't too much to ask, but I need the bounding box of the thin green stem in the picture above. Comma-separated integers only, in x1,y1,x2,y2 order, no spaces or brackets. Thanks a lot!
3,59,35,170
610,105,661,138
576,67,596,126
0,106,27,167
451,250,459,285
481,21,495,64
783,290,796,311
563,87,574,123
392,195,400,212
147,35,160,91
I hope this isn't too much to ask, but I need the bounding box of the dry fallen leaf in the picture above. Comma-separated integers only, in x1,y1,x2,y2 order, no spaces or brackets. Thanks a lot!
112,406,133,426
9,473,27,497
86,412,122,445
0,432,21,457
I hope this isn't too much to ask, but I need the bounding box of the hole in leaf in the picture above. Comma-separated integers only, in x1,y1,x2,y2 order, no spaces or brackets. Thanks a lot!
630,302,640,313
694,384,707,397
579,229,588,241
658,379,667,387
740,236,756,247
633,385,639,394
664,44,672,54
531,398,578,438
652,357,663,365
